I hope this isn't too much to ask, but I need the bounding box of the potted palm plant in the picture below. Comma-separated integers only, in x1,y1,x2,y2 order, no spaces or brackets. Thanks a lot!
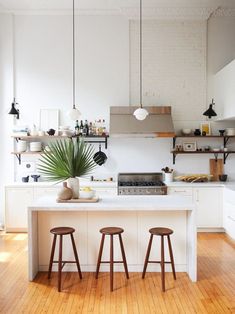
37,138,97,198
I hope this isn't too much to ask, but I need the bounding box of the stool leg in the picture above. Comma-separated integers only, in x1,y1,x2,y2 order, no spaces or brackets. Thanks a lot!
95,234,105,279
167,235,176,280
70,234,82,279
118,234,129,279
48,234,57,279
142,234,153,279
58,235,63,292
110,234,114,292
161,235,165,292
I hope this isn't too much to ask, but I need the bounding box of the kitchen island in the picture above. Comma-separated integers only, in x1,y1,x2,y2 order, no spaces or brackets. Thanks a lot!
28,195,196,282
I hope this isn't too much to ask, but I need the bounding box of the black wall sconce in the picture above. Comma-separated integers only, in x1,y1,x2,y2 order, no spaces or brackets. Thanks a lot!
8,98,20,119
203,99,217,119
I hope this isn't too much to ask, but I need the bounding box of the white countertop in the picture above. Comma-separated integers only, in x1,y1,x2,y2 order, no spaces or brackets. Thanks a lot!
28,195,195,212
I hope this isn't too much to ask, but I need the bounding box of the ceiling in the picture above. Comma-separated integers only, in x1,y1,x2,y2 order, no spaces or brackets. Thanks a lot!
0,0,235,19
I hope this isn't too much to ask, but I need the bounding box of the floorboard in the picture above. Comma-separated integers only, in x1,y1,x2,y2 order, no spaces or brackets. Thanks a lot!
0,232,234,313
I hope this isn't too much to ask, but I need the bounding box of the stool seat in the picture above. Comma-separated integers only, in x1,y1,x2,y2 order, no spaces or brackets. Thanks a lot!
149,227,173,236
100,227,124,235
50,227,75,235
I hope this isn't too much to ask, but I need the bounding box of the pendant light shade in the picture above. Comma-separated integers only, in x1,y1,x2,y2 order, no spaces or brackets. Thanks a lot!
133,0,148,121
8,98,20,119
67,105,81,120
133,107,149,120
203,99,217,119
67,0,81,121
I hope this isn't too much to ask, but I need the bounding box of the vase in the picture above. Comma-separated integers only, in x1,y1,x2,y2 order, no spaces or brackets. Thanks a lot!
164,172,173,183
57,182,73,200
67,177,80,199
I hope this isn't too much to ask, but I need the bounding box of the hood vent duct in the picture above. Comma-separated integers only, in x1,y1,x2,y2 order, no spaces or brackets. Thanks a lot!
110,106,175,137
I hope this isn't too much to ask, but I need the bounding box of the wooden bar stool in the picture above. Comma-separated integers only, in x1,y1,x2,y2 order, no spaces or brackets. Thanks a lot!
48,227,82,292
142,227,176,292
95,227,129,291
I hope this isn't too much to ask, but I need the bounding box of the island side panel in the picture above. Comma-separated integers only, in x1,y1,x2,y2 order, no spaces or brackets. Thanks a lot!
28,210,38,280
138,211,187,272
37,211,88,271
187,209,197,281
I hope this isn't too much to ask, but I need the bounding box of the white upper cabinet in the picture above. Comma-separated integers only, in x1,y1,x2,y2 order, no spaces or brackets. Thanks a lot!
214,59,235,121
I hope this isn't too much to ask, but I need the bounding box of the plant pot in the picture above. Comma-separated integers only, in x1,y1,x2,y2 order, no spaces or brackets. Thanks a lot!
67,177,80,199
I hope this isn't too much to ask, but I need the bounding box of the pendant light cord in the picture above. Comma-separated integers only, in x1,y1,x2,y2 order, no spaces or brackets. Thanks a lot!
72,0,76,109
140,0,143,108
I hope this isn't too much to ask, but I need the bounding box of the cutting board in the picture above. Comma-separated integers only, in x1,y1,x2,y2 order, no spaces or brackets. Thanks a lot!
209,159,224,181
56,197,99,203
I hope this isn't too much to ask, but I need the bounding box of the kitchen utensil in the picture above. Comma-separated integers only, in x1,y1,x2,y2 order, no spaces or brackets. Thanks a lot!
47,128,56,136
93,144,107,166
31,175,40,182
219,129,225,136
210,159,224,181
194,129,201,136
181,128,191,135
22,176,29,183
219,174,227,182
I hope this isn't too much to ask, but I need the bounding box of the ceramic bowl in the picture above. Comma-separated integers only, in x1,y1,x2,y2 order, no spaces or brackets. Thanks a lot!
79,190,95,199
181,128,192,135
219,174,227,182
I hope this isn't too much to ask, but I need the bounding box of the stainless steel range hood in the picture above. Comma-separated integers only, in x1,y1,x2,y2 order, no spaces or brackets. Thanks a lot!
110,106,175,137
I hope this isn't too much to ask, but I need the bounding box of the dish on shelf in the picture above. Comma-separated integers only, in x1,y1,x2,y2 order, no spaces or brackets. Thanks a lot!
175,174,213,183
181,128,192,135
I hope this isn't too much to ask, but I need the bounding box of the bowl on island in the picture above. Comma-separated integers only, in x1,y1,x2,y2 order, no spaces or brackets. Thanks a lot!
79,187,95,199
181,128,192,135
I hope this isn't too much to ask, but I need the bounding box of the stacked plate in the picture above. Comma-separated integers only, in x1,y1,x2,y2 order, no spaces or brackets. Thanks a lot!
30,142,42,152
17,140,27,152
226,128,235,136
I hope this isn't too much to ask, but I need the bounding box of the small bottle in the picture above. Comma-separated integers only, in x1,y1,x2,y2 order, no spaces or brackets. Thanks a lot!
89,122,93,136
75,120,79,136
80,120,84,135
84,120,89,136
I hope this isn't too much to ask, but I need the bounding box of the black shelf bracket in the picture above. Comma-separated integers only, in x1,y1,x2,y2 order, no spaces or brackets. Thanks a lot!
15,154,21,165
224,152,230,164
173,152,176,164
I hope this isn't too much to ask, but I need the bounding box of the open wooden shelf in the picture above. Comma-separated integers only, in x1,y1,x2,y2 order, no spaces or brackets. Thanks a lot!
172,135,235,164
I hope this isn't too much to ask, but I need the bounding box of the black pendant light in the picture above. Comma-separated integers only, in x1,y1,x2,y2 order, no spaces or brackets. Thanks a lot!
67,0,81,121
203,99,217,119
8,98,20,119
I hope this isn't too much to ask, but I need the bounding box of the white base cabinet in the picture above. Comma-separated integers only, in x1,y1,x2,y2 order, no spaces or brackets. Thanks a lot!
168,186,223,230
194,188,223,229
5,188,34,232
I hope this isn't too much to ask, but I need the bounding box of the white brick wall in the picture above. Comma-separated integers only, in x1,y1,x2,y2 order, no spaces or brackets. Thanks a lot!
130,20,207,123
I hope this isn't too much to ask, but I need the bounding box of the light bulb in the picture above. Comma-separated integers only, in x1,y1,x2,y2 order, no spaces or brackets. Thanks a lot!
67,107,81,121
133,107,149,121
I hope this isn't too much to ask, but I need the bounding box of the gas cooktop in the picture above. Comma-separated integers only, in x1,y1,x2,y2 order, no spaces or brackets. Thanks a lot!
118,173,167,195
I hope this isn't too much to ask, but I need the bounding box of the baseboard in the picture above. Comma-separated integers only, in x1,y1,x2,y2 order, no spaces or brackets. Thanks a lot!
197,227,225,233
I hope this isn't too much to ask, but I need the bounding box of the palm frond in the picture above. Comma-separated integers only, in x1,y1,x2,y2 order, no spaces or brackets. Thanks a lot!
38,138,97,182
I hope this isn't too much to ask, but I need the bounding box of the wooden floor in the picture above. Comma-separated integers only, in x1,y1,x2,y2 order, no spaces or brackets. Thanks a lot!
0,233,234,313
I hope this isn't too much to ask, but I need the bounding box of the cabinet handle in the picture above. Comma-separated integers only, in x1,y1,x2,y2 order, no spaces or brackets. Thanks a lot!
174,190,186,193
228,216,235,222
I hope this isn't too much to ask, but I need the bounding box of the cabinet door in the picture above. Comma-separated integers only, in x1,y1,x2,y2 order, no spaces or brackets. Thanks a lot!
194,188,223,228
5,188,34,232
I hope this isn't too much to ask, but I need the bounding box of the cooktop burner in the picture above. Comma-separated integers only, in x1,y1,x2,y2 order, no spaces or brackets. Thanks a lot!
118,173,167,195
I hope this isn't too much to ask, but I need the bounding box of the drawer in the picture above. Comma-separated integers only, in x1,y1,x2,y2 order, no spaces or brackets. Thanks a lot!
167,187,193,196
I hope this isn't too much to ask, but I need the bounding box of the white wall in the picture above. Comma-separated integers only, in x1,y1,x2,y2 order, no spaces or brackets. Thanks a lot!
1,14,235,226
0,13,15,227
